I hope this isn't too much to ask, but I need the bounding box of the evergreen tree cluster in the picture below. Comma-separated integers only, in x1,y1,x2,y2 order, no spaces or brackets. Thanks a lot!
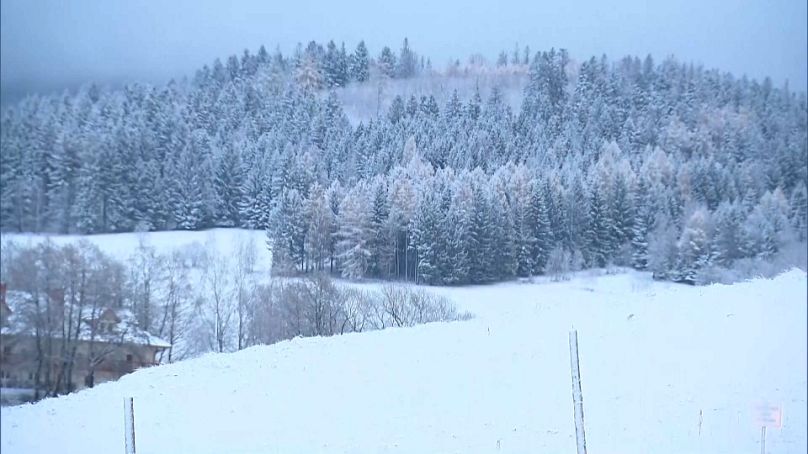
1,43,806,285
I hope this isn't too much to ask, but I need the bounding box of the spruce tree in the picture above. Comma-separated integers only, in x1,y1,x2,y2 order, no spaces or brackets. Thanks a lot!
630,180,652,269
790,182,808,241
529,180,553,274
351,41,370,82
213,144,244,227
336,184,372,279
367,180,392,277
467,183,492,283
410,188,442,284
324,40,343,88
674,208,712,284
268,188,308,273
397,38,417,78
378,47,397,78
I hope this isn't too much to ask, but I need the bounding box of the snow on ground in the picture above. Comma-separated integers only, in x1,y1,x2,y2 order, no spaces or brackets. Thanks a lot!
1,262,805,454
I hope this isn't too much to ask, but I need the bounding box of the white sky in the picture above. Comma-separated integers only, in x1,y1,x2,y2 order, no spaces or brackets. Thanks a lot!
1,0,806,103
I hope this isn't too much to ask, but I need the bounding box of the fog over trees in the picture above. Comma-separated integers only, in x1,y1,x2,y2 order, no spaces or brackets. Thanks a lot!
1,39,806,285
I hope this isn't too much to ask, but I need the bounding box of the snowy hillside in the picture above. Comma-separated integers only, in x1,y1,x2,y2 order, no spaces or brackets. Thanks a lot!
1,267,805,454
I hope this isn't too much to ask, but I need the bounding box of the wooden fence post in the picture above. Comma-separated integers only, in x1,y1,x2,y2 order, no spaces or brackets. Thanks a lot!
760,425,766,454
124,397,136,454
569,330,587,454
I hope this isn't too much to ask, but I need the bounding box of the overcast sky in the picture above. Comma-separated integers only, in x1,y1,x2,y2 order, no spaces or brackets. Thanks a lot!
1,0,806,103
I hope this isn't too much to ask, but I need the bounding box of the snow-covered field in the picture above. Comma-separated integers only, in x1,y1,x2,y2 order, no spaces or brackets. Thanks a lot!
1,228,273,273
0,229,806,453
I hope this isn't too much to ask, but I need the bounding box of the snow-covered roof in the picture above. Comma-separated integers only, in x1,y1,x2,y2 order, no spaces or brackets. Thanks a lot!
1,289,171,349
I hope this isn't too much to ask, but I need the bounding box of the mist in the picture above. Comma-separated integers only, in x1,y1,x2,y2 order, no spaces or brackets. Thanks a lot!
2,0,806,104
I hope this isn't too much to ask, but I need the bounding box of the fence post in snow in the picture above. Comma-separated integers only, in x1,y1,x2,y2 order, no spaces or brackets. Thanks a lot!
124,397,136,454
569,329,587,454
761,425,766,454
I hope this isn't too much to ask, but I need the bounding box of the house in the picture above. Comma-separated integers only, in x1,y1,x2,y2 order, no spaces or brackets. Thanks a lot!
0,283,10,328
0,283,170,396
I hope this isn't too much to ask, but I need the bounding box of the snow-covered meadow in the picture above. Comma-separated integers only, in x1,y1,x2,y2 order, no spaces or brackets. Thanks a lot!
1,229,273,274
0,229,805,453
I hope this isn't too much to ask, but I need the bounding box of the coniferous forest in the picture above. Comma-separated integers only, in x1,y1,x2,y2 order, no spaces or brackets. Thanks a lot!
1,39,806,285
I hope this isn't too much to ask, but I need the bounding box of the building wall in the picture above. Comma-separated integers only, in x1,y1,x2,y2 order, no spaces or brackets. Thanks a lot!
0,334,163,392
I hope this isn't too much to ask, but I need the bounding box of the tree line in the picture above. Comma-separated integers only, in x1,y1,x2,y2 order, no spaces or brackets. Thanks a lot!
1,41,806,284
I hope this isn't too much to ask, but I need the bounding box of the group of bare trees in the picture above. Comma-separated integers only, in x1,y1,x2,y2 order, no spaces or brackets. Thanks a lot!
1,240,131,397
1,236,208,396
1,232,470,398
245,274,471,346
190,239,471,351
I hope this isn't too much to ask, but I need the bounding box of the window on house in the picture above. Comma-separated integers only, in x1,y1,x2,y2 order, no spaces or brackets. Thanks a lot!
2,345,11,355
126,354,133,362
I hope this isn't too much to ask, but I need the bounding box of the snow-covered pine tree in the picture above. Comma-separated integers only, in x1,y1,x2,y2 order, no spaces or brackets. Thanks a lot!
674,207,712,284
488,183,518,280
336,183,372,279
367,178,392,278
709,200,746,266
583,184,612,268
630,180,652,270
466,174,493,283
742,188,792,258
167,144,208,230
409,181,442,284
324,41,343,88
213,143,245,227
445,172,474,284
377,46,397,79
239,161,272,230
789,182,808,242
268,188,308,274
350,41,370,82
528,179,553,274
397,38,418,79
305,183,335,272
387,166,416,280
647,212,680,281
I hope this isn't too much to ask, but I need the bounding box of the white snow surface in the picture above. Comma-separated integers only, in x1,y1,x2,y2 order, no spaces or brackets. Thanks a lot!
0,230,806,454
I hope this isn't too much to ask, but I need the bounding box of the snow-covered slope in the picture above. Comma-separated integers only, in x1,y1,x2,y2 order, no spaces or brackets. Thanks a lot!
1,268,805,454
